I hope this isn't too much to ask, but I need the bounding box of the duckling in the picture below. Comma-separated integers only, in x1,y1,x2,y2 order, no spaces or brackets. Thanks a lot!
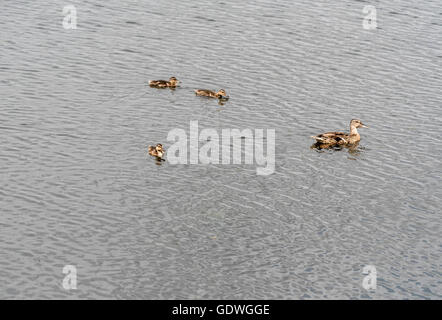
195,89,228,99
148,143,165,158
149,77,178,88
311,119,368,148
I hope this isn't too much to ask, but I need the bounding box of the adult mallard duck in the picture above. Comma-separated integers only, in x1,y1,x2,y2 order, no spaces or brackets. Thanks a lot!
195,89,228,99
149,77,178,88
148,143,165,158
311,119,368,148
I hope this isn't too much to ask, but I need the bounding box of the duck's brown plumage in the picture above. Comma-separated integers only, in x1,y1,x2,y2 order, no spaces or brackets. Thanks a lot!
311,119,368,147
149,77,178,88
195,89,228,99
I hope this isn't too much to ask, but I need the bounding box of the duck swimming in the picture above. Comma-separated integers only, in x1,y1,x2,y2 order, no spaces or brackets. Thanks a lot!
311,119,368,148
195,89,228,99
149,77,179,88
148,143,165,158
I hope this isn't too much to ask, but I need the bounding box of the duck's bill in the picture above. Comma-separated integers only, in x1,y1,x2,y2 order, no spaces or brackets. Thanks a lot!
361,124,369,128
219,96,229,100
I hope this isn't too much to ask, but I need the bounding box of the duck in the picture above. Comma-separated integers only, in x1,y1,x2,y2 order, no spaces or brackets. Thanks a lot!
149,77,178,88
195,89,228,99
148,143,165,158
311,119,368,148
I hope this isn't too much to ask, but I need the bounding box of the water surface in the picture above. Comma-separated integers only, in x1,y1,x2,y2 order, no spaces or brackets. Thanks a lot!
0,0,441,299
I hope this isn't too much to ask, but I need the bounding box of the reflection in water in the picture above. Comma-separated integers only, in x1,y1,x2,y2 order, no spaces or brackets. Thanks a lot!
1,0,440,300
154,157,166,165
310,141,363,157
148,86,177,91
194,96,229,106
347,143,364,157
218,98,229,106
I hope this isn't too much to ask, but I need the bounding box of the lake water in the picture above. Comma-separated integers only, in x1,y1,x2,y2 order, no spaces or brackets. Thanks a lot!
0,0,441,299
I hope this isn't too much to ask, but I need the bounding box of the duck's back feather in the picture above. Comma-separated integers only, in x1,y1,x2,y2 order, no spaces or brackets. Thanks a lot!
149,80,168,87
195,89,214,96
311,132,349,144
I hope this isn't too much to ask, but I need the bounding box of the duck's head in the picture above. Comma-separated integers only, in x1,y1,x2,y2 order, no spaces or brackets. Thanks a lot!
351,119,368,128
169,77,178,86
156,143,164,152
216,89,227,98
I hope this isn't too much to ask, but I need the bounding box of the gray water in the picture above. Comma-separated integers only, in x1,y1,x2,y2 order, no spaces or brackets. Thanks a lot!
1,0,441,299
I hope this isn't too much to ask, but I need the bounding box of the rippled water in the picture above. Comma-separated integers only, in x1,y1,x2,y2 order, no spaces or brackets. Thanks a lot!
1,0,441,299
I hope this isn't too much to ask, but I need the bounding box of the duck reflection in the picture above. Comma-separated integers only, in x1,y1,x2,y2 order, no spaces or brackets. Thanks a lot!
154,157,166,165
311,141,364,157
218,98,229,106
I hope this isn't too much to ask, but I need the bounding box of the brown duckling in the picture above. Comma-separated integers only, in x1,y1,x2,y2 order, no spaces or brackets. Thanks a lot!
148,143,165,158
149,77,178,88
195,89,228,99
311,119,368,148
